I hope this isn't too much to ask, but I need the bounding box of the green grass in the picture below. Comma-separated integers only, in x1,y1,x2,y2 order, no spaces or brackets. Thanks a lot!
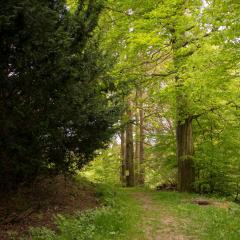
26,184,143,240
148,190,240,240
21,185,240,240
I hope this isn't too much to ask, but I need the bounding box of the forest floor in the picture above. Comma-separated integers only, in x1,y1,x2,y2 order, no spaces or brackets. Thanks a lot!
2,180,240,240
129,188,240,240
0,176,101,240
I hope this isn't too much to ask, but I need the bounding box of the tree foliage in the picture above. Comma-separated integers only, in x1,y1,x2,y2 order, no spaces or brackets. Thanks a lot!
0,0,121,191
98,0,240,196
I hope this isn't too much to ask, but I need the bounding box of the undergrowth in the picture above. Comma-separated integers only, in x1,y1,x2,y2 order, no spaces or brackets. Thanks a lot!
25,184,142,240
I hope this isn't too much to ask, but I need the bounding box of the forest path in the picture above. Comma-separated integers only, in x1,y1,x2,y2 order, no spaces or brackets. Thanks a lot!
131,190,195,240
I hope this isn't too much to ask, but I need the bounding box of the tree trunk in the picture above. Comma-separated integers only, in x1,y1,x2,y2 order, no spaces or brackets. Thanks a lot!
125,101,135,187
169,13,196,192
134,90,140,184
176,117,195,192
120,129,126,186
138,88,145,185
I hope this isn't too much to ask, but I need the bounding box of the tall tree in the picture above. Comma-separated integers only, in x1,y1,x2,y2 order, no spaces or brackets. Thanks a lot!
125,100,135,187
0,0,121,191
120,126,126,185
134,88,140,184
138,87,145,185
101,0,240,194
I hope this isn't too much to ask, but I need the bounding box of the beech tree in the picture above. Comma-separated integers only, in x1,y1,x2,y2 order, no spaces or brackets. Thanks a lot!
100,0,240,194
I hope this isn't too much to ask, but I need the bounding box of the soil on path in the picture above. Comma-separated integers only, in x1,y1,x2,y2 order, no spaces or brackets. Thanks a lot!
133,191,195,240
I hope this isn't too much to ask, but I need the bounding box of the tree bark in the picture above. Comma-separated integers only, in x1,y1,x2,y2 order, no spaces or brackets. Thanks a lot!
170,21,196,192
134,90,140,184
176,117,195,192
138,88,145,185
120,129,126,186
125,101,135,187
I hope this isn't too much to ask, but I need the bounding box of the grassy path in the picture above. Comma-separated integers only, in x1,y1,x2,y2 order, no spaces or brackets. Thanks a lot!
128,188,240,240
132,191,192,240
130,189,194,240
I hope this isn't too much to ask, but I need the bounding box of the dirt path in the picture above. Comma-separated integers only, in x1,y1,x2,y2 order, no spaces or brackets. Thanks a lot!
132,191,194,240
